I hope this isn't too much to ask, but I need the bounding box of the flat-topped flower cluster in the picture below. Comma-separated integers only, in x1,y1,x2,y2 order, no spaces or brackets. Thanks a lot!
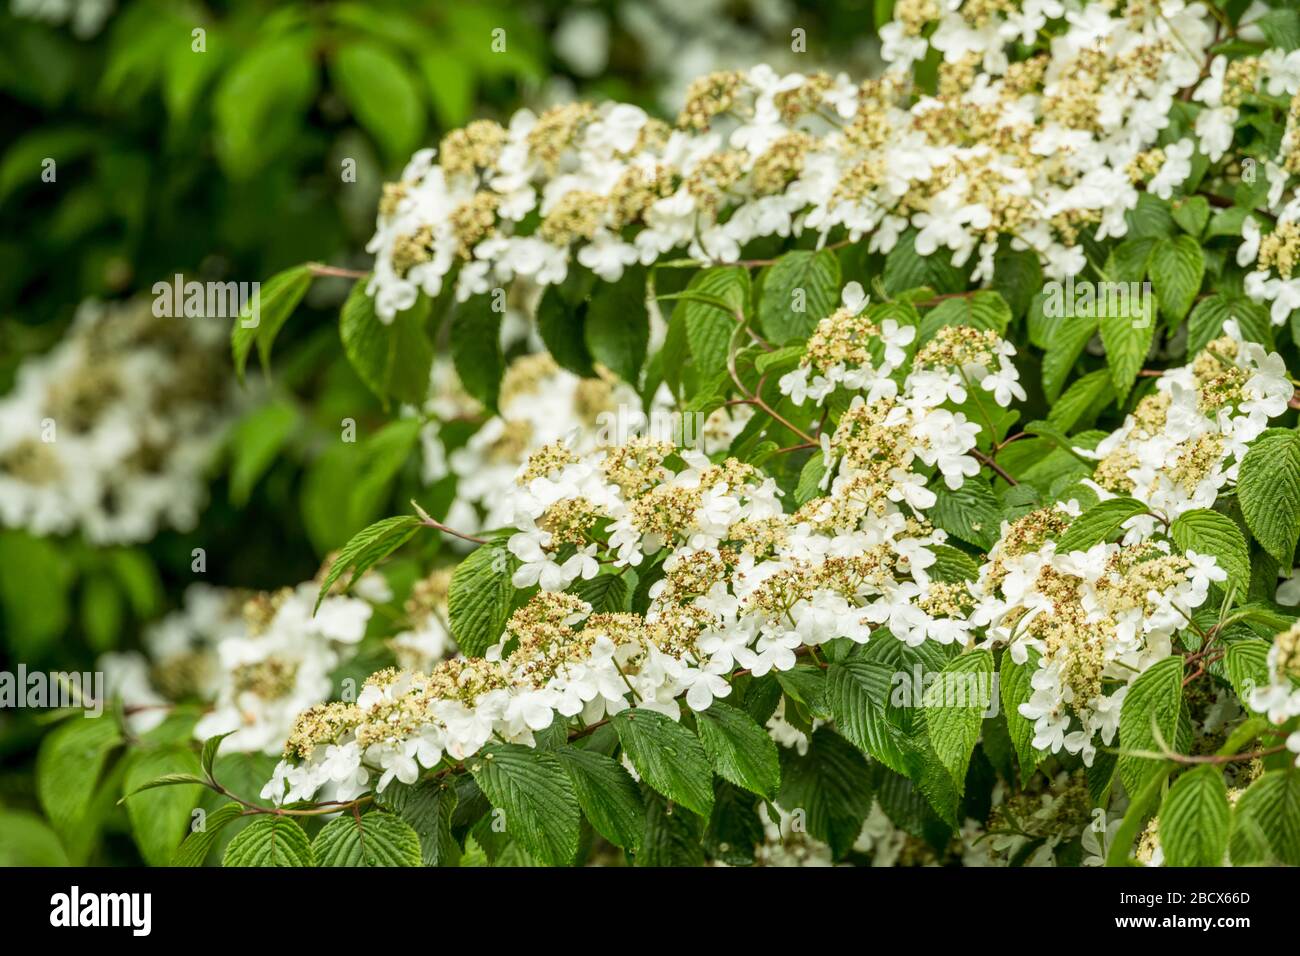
359,0,1300,323
264,306,1293,807
0,298,236,543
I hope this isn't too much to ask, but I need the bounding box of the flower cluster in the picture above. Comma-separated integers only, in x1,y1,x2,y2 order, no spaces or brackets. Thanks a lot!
364,0,1235,321
0,298,236,544
1082,321,1291,521
419,352,751,539
1248,621,1300,765
101,565,428,756
263,318,1025,804
973,323,1292,763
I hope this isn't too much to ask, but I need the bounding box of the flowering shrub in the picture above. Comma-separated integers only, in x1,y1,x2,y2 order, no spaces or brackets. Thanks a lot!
32,0,1300,869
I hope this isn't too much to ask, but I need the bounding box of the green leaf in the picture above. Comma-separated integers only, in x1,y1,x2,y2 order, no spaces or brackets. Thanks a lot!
230,264,313,379
536,286,595,376
1256,9,1300,51
1230,769,1300,865
1097,285,1156,401
1047,368,1113,434
826,657,912,775
314,515,421,613
0,531,74,658
340,280,435,405
447,537,515,656
883,230,966,295
213,36,318,179
918,291,1011,342
776,728,874,858
923,650,994,790
121,748,204,865
930,479,1000,550
554,745,644,851
36,716,121,852
638,789,705,866
570,571,629,613
1000,649,1042,781
1041,314,1098,402
1160,765,1230,866
0,810,70,866
992,245,1043,319
795,452,827,506
450,293,504,411
1187,294,1272,358
678,267,749,378
1148,235,1204,324
585,265,649,384
222,815,313,867
758,250,839,342
1171,196,1209,237
695,701,781,799
171,803,243,867
470,744,581,866
1118,656,1185,796
313,812,422,867
1107,760,1175,866
611,708,715,818
227,398,299,507
1225,640,1270,703
331,42,424,166
1169,508,1250,600
1056,497,1149,553
376,779,461,866
1238,428,1300,565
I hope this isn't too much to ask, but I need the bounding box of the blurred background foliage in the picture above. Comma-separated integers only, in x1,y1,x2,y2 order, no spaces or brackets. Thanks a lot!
0,0,884,863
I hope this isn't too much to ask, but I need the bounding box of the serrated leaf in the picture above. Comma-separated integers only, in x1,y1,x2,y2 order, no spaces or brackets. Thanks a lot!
930,479,1000,549
695,701,781,799
611,708,715,818
1149,235,1204,324
923,650,994,790
1238,428,1300,565
1042,314,1098,402
222,815,313,867
826,657,913,775
171,803,243,867
313,812,421,867
470,744,581,866
314,515,420,613
1230,769,1300,865
1047,368,1113,433
1225,640,1270,703
1169,508,1250,600
775,728,873,858
758,250,838,342
447,537,515,656
1160,765,1230,866
201,731,234,780
1187,294,1272,358
376,779,460,866
1118,656,1184,795
918,291,1011,344
1001,650,1042,782
1097,287,1156,401
554,745,644,851
1056,497,1149,553
36,716,121,854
